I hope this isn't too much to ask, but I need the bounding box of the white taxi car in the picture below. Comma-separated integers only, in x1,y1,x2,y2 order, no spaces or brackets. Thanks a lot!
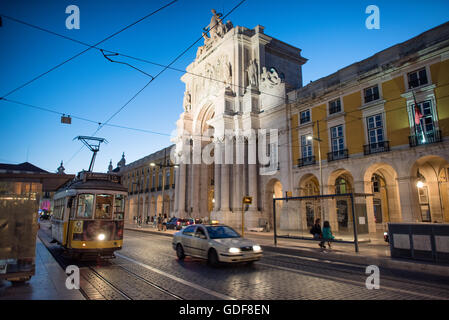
172,224,263,266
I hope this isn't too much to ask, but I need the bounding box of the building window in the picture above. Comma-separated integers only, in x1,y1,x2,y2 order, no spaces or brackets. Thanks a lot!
418,186,431,222
364,85,379,103
329,98,341,115
415,100,435,134
408,68,428,89
158,170,163,188
152,171,155,188
165,170,170,187
300,135,313,158
300,110,311,124
371,174,381,193
409,100,440,146
366,114,384,145
330,125,345,152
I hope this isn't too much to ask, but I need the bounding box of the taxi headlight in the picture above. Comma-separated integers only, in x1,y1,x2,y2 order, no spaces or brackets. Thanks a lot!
98,233,106,241
253,245,262,252
228,247,241,254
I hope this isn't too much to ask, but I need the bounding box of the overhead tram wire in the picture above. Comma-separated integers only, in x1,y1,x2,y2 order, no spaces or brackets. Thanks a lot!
64,0,248,167
1,98,171,136
0,0,178,99
4,87,449,151
0,8,338,113
1,6,364,123
94,0,248,133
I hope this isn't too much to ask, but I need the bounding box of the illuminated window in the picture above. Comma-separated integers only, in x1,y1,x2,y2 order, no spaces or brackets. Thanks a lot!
301,135,313,158
76,194,94,219
95,194,113,219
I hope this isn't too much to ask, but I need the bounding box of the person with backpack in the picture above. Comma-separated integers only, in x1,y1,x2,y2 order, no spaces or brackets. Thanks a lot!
322,220,335,249
310,218,325,249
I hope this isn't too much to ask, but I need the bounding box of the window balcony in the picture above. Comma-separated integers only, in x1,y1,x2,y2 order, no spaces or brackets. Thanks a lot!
150,187,155,192
327,149,348,162
145,188,149,193
364,141,390,155
157,186,162,191
409,130,442,147
298,156,316,167
164,185,170,190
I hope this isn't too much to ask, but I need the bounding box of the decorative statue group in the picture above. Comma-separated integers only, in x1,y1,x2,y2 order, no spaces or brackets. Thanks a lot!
199,9,233,53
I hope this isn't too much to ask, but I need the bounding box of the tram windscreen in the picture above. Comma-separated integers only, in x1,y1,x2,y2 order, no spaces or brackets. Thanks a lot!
95,194,113,219
77,194,94,219
114,195,125,220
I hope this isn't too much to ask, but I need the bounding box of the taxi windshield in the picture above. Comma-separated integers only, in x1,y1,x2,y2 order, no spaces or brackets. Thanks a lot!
206,226,240,239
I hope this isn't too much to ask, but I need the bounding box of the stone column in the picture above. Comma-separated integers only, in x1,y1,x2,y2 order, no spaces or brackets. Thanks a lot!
386,183,402,222
427,181,444,222
191,138,202,218
214,140,222,211
177,164,187,217
173,166,179,217
354,180,377,235
397,176,419,222
247,133,258,211
221,164,230,212
200,163,209,219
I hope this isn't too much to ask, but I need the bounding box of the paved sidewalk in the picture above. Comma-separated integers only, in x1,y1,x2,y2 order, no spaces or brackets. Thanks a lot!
0,237,85,300
125,223,449,278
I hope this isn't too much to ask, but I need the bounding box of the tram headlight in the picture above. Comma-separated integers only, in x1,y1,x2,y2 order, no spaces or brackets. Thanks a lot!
98,233,106,241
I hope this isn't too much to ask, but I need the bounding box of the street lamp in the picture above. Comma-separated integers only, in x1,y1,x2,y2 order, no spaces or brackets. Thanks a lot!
307,122,324,221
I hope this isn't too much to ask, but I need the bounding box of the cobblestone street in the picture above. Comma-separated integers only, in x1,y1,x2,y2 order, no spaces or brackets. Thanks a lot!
45,229,449,300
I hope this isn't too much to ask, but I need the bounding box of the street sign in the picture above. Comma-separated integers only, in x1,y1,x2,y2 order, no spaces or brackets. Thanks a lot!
242,196,252,204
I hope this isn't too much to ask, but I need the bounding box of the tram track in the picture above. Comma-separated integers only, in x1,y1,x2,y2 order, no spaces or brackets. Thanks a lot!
38,227,185,300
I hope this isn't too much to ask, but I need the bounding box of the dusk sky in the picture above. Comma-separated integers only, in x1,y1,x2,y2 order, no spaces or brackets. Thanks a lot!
1,0,448,174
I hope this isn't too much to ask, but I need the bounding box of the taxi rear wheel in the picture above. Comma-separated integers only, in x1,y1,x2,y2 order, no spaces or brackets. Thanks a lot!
207,249,219,267
176,244,185,260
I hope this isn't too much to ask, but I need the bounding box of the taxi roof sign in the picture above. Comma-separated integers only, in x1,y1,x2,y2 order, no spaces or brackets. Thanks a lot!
242,196,252,204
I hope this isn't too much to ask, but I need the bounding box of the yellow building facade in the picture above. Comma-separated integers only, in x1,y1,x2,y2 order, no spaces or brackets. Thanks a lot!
109,146,176,224
289,22,449,237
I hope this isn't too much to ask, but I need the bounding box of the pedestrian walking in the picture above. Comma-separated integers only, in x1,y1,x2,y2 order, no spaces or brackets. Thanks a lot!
153,214,157,229
157,214,162,231
162,214,168,231
322,220,335,249
310,218,325,248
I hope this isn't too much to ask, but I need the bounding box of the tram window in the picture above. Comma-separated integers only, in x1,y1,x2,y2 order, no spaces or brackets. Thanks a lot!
53,198,64,219
114,194,125,220
77,194,94,219
95,194,113,219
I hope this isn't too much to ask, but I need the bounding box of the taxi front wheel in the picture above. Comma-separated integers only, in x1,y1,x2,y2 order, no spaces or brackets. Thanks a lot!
207,249,219,267
176,244,185,260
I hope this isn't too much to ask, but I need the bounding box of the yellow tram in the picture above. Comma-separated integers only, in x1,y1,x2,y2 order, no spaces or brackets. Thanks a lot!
51,171,127,260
